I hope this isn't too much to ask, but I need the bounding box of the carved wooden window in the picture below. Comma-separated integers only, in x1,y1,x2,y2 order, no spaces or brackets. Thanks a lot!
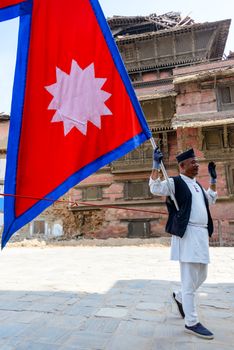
145,146,153,160
82,186,102,201
225,162,234,195
203,125,234,150
203,128,223,150
218,85,234,111
221,87,231,103
130,149,141,160
128,220,150,238
228,126,234,148
232,169,234,193
123,44,136,61
130,73,142,82
124,181,152,200
143,100,161,121
111,142,153,170
143,97,174,124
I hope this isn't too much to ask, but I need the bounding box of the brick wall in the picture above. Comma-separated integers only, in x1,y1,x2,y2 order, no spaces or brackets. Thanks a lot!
176,83,217,115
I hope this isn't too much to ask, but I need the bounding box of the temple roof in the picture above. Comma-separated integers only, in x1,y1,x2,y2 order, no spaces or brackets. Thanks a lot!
109,14,231,72
107,12,195,36
115,19,230,58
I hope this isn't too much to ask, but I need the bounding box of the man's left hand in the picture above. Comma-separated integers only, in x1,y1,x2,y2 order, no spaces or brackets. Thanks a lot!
208,161,217,185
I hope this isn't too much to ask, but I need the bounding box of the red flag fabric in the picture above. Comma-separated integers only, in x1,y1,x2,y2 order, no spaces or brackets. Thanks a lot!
1,0,151,247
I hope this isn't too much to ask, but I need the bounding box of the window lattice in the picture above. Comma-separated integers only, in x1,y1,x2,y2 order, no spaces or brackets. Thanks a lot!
128,220,150,238
124,181,152,200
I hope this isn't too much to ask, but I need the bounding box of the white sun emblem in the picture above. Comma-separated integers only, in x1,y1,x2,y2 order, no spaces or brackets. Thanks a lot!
45,60,112,136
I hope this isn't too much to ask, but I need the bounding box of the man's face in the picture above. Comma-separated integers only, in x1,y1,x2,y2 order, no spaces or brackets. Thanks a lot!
180,157,199,178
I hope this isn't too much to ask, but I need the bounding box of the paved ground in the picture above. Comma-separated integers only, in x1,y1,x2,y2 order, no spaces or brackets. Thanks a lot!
0,245,233,349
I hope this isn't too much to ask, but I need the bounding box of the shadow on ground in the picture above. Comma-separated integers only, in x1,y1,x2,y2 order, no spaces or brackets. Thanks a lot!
0,279,233,350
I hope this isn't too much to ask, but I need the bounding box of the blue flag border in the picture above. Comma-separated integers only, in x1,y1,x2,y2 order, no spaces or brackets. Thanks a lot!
1,0,152,248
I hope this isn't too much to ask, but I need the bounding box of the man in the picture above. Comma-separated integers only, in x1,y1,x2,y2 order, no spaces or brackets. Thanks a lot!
149,148,217,340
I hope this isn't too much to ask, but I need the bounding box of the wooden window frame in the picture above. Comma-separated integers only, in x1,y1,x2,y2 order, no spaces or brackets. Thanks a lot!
127,219,151,238
217,84,234,111
33,220,45,234
124,180,152,200
82,186,103,201
202,127,223,150
226,163,234,195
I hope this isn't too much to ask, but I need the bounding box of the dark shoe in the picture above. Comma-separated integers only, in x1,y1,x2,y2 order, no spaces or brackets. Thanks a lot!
173,292,185,318
185,322,214,339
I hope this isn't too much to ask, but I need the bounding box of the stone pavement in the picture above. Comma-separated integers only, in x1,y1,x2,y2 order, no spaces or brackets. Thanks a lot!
0,245,233,349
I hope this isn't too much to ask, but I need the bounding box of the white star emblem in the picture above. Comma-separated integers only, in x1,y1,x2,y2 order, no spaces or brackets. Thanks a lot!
45,60,112,135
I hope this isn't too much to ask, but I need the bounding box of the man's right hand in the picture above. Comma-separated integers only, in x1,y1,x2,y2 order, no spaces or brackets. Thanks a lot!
153,148,163,169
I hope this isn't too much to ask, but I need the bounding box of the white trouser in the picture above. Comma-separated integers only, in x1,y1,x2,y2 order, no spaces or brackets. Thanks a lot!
175,262,208,326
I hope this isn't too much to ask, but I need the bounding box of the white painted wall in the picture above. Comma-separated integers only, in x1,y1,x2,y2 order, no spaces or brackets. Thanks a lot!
0,158,6,180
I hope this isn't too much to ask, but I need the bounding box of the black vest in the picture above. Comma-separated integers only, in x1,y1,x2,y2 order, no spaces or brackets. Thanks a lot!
165,176,214,238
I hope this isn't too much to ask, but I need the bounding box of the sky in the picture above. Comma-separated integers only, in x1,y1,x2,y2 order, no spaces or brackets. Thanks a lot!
0,0,234,114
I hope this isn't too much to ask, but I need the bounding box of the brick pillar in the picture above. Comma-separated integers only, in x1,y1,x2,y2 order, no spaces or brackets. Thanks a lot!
176,127,205,158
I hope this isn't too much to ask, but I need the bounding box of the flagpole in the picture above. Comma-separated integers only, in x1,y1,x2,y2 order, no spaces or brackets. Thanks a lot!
150,137,179,211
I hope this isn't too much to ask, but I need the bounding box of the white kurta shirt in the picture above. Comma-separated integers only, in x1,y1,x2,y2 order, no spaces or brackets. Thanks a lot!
149,174,217,264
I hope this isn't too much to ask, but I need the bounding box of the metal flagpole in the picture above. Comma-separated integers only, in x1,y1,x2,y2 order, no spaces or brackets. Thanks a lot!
150,137,179,211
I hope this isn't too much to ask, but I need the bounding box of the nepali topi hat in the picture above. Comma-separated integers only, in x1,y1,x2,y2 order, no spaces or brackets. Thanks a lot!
176,148,195,163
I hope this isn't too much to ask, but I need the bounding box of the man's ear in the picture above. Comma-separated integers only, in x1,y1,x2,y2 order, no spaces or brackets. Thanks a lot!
179,161,184,169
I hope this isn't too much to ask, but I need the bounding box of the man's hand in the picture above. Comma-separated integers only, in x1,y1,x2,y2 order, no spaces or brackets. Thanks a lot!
153,148,163,170
208,162,217,191
208,161,217,182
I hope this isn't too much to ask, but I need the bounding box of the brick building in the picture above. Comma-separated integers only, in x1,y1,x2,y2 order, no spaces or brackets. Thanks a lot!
68,13,234,244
